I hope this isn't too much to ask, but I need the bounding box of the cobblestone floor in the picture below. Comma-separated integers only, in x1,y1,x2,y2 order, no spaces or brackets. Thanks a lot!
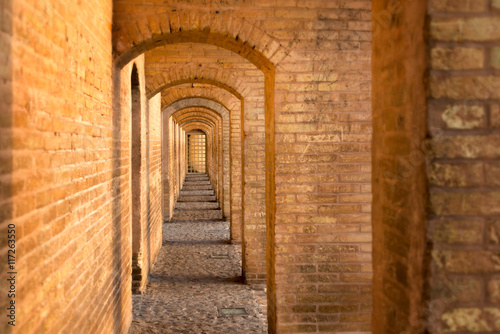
129,175,267,334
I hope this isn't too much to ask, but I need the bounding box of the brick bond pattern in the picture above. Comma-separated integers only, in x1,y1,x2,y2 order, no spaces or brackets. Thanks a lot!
0,0,460,333
373,0,500,333
427,0,500,332
161,86,244,242
145,42,269,285
112,1,374,331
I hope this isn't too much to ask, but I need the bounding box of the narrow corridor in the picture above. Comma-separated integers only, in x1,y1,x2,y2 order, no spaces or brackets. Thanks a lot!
129,174,268,334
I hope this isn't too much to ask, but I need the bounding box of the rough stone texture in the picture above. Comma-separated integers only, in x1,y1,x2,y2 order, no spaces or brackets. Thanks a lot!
129,196,267,333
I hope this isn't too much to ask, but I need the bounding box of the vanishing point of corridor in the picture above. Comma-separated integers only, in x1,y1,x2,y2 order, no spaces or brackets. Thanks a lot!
129,174,267,333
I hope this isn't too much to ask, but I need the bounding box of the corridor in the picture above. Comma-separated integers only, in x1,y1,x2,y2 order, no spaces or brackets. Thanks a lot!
129,174,267,333
4,0,499,333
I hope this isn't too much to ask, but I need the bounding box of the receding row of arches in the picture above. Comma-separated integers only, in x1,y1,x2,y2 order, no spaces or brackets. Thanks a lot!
120,27,278,330
5,0,488,333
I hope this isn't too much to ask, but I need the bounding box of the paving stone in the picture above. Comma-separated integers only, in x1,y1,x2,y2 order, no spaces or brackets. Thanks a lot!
171,209,223,221
175,202,220,210
180,190,215,196
129,222,267,334
178,195,218,202
130,175,267,333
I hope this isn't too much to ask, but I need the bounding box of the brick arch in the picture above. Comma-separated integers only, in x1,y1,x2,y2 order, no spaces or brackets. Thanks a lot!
170,107,228,218
113,12,280,72
166,97,231,118
173,111,222,163
183,122,216,185
169,101,228,120
113,11,276,322
144,43,262,102
150,77,244,101
183,122,213,134
181,119,214,130
174,111,222,130
159,81,269,289
166,99,239,238
160,84,240,114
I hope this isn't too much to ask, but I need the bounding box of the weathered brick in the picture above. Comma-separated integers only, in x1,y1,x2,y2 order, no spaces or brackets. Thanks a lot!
431,17,500,41
429,162,484,187
492,47,500,69
431,191,500,216
440,104,486,129
429,219,484,245
431,47,484,70
442,308,500,332
429,0,488,12
432,250,500,273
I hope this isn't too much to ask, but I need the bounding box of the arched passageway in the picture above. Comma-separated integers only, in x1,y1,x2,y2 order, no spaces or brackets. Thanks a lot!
115,25,277,331
6,1,500,333
111,4,372,333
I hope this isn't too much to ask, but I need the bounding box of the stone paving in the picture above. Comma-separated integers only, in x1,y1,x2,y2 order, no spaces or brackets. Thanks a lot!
129,174,268,334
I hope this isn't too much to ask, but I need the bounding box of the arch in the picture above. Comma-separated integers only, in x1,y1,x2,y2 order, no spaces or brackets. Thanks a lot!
174,110,224,210
167,98,230,118
114,23,276,325
115,29,275,72
183,122,216,182
172,107,224,125
160,84,240,115
166,101,235,230
149,77,244,100
182,122,213,134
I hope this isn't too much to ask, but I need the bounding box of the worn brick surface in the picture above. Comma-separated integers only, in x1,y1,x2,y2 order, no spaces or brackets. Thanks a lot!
427,1,500,333
2,0,380,333
372,0,428,333
112,2,374,331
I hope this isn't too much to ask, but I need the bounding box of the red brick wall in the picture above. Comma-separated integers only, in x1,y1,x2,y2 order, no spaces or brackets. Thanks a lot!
1,0,379,333
119,57,163,294
2,1,165,330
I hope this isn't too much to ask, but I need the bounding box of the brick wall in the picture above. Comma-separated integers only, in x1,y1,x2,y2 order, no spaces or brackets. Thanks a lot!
174,109,221,193
2,0,166,331
144,43,268,283
6,0,500,333
113,0,374,332
119,57,163,294
162,103,228,221
427,0,500,332
0,1,13,333
6,0,136,333
0,0,379,333
372,0,428,333
160,85,243,242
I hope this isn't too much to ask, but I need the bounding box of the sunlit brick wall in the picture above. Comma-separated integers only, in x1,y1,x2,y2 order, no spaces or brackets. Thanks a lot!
113,0,374,331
